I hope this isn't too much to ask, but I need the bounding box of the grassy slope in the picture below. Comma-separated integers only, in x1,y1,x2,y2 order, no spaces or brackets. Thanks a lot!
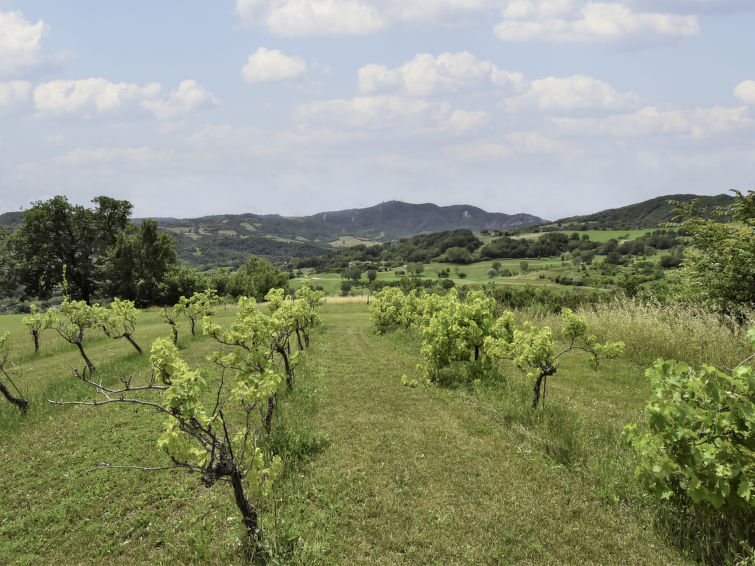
0,304,698,564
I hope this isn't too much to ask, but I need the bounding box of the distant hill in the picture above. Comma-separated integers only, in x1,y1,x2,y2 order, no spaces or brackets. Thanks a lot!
0,211,23,231
548,193,734,229
147,201,544,268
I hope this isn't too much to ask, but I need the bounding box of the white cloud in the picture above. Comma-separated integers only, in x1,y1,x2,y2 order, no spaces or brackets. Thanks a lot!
236,0,502,36
358,51,526,96
555,104,751,138
0,80,30,106
446,131,562,162
447,109,490,133
45,133,65,144
33,78,216,120
0,9,67,78
53,146,175,166
495,1,699,45
507,131,561,153
296,94,488,134
141,80,218,121
33,78,161,115
505,74,640,111
384,0,501,26
235,0,384,36
242,47,307,83
734,80,755,105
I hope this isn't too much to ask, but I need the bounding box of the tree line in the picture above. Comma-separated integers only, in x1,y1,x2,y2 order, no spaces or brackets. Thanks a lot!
0,195,288,309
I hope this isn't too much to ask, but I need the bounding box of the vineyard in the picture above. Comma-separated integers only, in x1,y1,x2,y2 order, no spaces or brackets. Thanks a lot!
0,191,753,564
1,291,753,564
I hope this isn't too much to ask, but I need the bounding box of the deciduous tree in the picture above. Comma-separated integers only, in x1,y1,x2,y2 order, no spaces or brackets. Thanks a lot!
10,195,132,303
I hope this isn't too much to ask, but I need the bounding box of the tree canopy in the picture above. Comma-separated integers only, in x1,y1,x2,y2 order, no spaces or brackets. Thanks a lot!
11,196,132,303
103,218,178,306
675,189,754,313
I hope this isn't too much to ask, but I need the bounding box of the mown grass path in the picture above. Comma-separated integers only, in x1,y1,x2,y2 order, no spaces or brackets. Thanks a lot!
284,305,690,565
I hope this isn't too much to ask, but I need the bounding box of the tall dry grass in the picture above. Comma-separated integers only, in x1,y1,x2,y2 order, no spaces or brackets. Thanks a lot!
535,297,753,368
322,295,369,305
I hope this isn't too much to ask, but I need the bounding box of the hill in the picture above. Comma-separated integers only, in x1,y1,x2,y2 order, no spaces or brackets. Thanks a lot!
148,201,544,268
548,193,734,229
0,211,23,231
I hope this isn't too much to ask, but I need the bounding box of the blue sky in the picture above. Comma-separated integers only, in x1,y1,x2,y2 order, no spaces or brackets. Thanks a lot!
1,0,753,220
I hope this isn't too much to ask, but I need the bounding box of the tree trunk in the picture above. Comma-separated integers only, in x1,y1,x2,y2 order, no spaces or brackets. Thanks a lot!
277,347,293,389
0,379,28,413
76,342,96,374
171,325,178,345
124,333,142,355
531,365,555,409
189,317,196,336
230,469,260,538
32,330,40,354
474,345,479,362
295,328,303,351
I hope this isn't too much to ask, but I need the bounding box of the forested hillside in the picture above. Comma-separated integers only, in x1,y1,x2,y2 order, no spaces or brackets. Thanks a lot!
549,193,734,229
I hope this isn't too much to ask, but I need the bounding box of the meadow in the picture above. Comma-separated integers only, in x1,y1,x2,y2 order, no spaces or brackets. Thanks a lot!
1,296,752,564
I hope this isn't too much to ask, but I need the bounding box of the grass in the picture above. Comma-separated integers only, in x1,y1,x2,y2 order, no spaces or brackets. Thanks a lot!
514,229,657,242
266,306,694,564
1,301,751,563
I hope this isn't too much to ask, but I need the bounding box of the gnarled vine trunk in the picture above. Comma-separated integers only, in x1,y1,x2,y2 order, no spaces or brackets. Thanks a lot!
0,380,28,413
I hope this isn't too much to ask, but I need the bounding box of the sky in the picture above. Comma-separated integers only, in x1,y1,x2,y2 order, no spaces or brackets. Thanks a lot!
0,0,753,221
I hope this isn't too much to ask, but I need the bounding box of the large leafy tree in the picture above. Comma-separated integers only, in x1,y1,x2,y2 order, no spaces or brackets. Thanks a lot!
103,218,178,306
674,189,754,313
227,256,289,300
11,195,132,303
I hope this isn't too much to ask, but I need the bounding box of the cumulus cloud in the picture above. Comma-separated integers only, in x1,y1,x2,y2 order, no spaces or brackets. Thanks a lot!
0,80,31,107
296,94,488,134
235,0,503,36
358,51,526,96
235,0,385,36
33,78,216,120
34,78,161,114
505,74,640,111
141,80,218,121
734,80,755,105
0,10,69,79
495,1,699,45
242,47,307,83
555,104,751,138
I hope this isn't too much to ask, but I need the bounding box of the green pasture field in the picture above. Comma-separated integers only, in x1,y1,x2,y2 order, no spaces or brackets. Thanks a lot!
329,236,381,248
2,301,749,563
514,229,656,242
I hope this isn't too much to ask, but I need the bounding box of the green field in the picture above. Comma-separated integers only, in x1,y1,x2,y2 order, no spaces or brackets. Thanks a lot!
1,300,750,563
514,229,657,242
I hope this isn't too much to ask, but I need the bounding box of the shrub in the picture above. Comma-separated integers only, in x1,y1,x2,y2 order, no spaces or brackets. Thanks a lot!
624,329,755,511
